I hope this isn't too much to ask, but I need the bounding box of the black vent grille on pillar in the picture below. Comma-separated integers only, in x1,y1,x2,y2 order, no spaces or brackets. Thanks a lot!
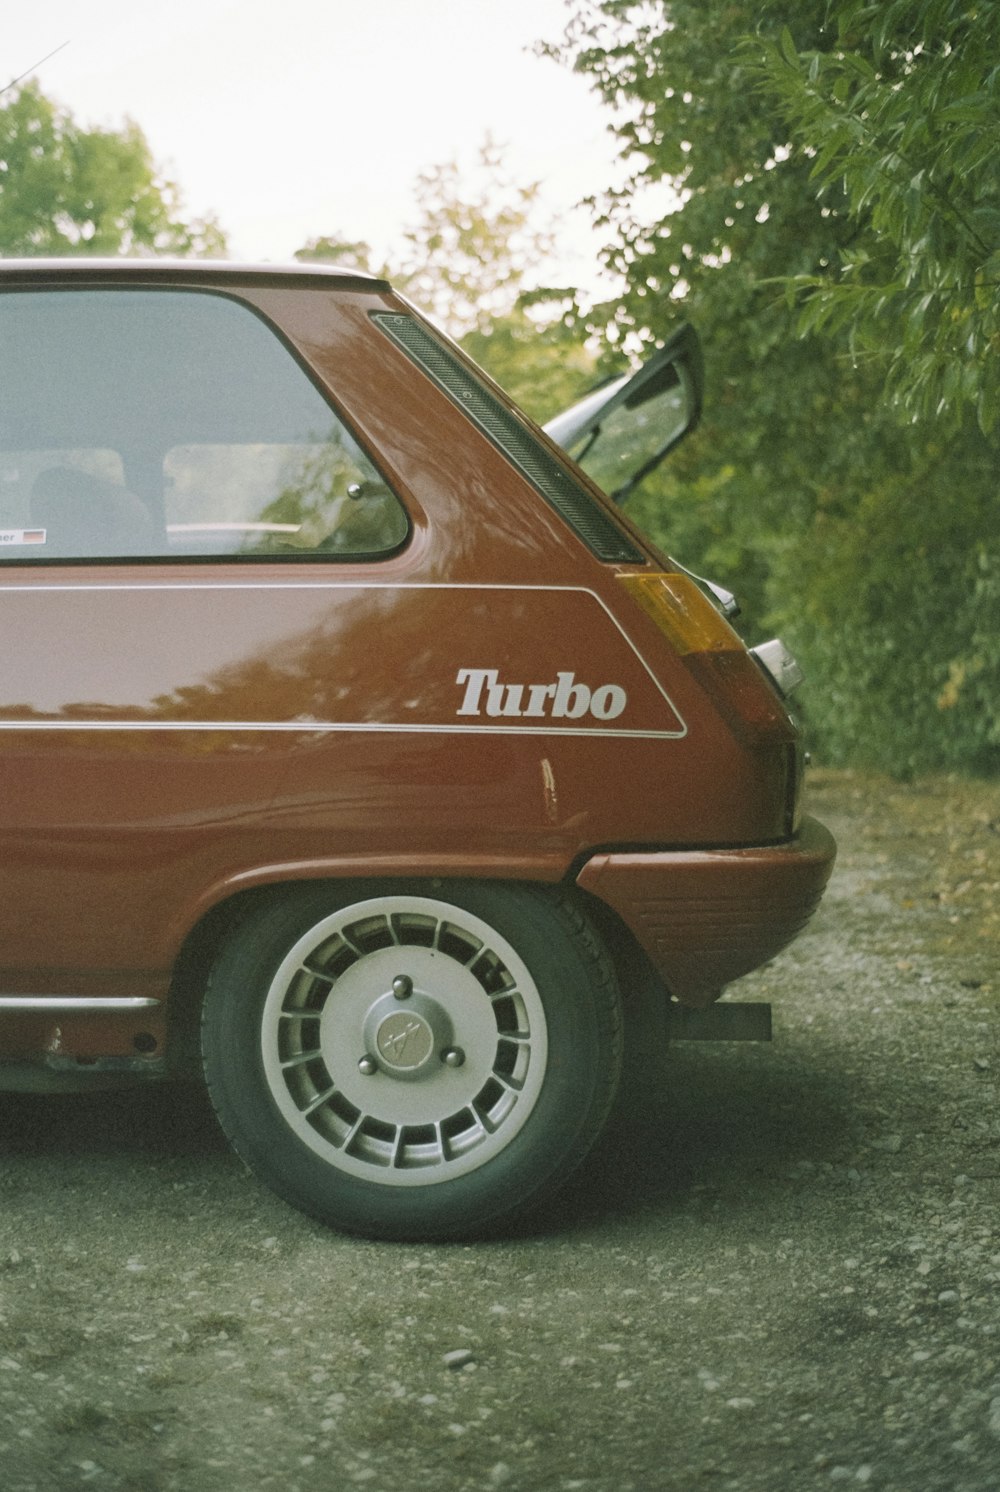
371,311,644,564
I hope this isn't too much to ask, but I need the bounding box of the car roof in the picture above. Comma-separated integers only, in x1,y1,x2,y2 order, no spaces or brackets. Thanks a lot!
0,258,390,292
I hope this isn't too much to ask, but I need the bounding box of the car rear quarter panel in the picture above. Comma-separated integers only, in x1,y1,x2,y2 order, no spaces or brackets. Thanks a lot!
0,280,797,1007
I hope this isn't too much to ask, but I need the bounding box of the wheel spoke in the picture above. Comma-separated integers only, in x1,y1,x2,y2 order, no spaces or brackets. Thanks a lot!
342,1112,369,1151
491,1069,525,1095
280,1049,321,1071
301,1083,338,1116
301,962,335,983
457,1105,491,1141
472,1102,499,1134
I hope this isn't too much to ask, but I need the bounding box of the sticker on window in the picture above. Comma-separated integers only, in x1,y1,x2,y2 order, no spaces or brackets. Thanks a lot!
0,529,46,547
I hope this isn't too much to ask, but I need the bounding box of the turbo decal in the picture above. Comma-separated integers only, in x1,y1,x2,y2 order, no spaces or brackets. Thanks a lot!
456,668,627,722
0,582,687,739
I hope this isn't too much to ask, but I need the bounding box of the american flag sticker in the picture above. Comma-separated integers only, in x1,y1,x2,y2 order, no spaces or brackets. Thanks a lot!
0,529,47,546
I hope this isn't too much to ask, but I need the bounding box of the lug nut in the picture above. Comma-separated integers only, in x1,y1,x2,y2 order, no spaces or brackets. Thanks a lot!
358,1055,378,1075
441,1047,465,1068
392,975,413,1000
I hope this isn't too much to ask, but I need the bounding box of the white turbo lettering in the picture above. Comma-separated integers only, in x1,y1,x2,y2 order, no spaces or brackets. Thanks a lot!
524,681,557,718
590,683,628,721
456,668,497,716
455,668,627,723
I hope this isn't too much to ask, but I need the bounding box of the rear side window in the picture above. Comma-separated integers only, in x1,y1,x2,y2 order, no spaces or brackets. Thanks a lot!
0,289,408,563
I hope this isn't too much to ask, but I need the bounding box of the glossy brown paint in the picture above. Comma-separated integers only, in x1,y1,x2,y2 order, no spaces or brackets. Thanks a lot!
0,263,831,1072
576,816,836,1007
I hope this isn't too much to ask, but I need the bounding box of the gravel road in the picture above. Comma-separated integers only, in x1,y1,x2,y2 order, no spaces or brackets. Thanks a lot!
1,770,997,1492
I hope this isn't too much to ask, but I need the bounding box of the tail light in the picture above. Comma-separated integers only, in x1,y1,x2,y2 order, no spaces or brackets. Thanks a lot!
618,571,798,746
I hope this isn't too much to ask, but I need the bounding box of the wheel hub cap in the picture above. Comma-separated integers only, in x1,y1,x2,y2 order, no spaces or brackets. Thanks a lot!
375,1009,433,1071
362,986,454,1080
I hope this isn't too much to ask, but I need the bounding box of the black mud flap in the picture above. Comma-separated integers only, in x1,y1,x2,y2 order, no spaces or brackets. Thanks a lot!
666,1002,772,1042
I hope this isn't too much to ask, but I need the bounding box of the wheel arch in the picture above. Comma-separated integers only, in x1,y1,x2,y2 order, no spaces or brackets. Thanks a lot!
165,882,292,1078
195,875,625,1238
574,885,676,1093
164,871,641,1080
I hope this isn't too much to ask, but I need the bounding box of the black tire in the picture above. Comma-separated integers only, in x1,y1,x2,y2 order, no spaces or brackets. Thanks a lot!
201,880,623,1241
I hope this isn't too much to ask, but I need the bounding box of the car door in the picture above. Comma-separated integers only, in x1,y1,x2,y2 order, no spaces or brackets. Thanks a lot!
0,279,410,995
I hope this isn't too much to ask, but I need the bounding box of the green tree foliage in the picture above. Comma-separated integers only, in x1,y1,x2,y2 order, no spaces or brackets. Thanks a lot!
394,138,554,340
750,1,1000,435
458,286,596,424
296,140,595,422
0,81,226,257
553,0,999,773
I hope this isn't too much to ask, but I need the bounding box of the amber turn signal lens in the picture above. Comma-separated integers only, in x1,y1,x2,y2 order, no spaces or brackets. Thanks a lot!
617,572,744,656
618,571,796,745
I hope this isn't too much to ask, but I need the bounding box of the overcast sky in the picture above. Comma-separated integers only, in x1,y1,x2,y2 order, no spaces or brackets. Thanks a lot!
7,0,628,291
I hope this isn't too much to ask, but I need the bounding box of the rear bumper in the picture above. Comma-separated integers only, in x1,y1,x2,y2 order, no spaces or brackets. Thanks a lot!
575,815,836,1008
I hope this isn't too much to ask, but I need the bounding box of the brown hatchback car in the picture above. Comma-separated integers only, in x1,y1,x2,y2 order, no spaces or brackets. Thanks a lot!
0,260,834,1239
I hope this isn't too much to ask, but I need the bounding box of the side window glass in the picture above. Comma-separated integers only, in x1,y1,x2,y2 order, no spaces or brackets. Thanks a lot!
0,289,408,563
